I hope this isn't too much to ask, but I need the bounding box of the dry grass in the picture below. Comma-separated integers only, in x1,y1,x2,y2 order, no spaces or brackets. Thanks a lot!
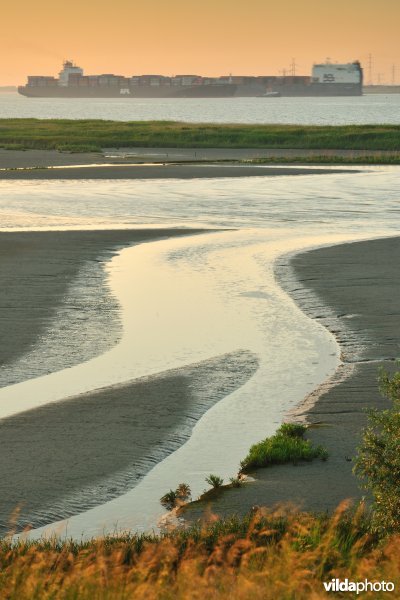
1,502,399,599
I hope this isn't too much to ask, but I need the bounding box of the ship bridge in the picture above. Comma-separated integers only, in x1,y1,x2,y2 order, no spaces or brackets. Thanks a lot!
59,61,84,86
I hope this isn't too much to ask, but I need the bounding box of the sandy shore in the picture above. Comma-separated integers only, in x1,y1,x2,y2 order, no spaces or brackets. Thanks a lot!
182,236,400,521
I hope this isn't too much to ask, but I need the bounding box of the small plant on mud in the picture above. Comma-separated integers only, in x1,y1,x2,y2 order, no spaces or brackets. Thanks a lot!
160,483,191,510
160,490,178,511
229,476,244,488
175,483,191,502
205,474,224,489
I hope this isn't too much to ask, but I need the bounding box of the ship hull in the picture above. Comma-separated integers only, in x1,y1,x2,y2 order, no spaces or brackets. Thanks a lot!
18,82,362,98
18,84,238,98
268,83,363,97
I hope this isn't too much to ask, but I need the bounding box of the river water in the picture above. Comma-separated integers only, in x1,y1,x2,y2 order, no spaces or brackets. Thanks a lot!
1,167,400,539
2,92,400,124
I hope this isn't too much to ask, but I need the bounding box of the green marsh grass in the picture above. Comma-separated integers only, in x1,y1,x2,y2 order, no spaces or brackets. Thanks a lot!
1,120,400,152
240,423,328,473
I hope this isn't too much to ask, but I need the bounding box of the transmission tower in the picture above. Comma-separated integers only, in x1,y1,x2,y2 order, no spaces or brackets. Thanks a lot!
367,54,373,85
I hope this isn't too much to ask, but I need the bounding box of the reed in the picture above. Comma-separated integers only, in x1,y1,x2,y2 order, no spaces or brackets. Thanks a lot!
0,503,395,599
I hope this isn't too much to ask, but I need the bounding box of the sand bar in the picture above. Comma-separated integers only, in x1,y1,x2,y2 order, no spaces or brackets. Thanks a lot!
0,147,397,170
0,163,354,180
0,147,363,179
183,236,400,521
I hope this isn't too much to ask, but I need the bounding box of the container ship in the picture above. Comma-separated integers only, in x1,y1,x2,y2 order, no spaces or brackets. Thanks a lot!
18,60,363,98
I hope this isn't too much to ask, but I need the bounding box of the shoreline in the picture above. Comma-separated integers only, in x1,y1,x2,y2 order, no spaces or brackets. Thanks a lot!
181,235,400,521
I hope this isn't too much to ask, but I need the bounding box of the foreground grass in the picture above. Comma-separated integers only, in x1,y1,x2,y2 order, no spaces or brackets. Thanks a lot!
240,423,328,473
1,503,397,599
1,120,400,152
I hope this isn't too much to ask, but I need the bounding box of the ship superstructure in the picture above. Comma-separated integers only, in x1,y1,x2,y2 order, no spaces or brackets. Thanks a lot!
58,61,84,86
18,60,363,98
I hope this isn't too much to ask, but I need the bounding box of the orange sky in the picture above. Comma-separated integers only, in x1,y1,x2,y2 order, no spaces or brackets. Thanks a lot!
2,0,400,85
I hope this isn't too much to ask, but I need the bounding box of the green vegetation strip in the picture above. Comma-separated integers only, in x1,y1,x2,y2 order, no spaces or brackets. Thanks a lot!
1,119,400,152
240,423,328,473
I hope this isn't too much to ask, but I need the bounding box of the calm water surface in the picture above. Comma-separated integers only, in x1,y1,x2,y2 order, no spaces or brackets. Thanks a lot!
1,92,400,124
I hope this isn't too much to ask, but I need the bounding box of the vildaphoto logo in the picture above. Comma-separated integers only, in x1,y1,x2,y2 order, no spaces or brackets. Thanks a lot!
323,579,395,594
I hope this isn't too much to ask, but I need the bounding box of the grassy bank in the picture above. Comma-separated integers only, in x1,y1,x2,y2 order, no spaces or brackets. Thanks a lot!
0,504,394,599
1,120,400,152
239,423,328,473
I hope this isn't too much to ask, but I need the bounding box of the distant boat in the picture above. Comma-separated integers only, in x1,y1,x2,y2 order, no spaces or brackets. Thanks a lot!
258,91,281,97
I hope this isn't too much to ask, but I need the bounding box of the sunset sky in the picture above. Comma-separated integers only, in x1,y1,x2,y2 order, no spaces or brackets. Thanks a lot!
2,0,399,85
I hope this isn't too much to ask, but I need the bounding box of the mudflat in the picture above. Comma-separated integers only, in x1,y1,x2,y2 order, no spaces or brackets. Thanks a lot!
0,350,258,535
0,229,205,381
0,227,239,533
183,236,400,521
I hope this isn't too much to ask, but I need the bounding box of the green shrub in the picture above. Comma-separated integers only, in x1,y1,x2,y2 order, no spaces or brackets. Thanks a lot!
355,368,400,534
240,423,328,473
